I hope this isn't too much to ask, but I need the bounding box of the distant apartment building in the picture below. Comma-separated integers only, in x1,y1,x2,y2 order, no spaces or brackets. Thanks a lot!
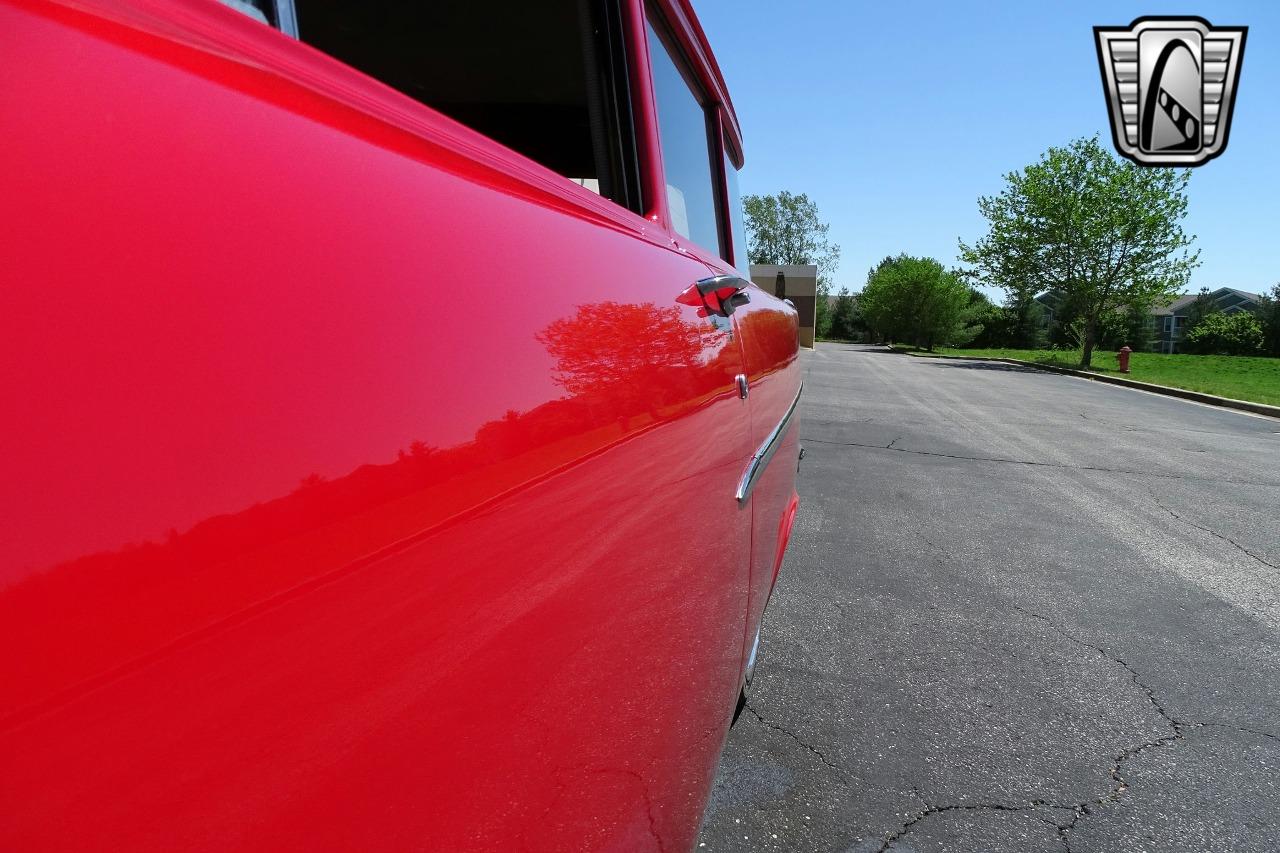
1150,288,1263,353
1035,287,1263,353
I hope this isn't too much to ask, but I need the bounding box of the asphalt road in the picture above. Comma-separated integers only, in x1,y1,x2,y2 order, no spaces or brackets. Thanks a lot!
698,344,1280,853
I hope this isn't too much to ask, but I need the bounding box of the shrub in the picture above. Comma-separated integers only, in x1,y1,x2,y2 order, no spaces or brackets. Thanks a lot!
1183,312,1264,355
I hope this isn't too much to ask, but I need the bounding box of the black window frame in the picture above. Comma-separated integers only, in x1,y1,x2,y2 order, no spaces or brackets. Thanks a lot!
581,0,645,213
718,125,749,274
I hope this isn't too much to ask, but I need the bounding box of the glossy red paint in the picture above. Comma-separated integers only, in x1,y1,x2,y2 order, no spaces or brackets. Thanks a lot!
0,0,799,850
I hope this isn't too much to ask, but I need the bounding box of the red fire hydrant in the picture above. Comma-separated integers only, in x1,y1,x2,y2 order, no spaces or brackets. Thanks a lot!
1118,346,1132,374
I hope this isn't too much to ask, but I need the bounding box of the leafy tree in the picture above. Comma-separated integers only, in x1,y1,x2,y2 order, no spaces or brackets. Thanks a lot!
1184,287,1221,332
1257,283,1280,357
1038,291,1148,351
858,256,896,342
743,191,841,336
859,254,984,351
828,288,858,340
1111,304,1155,351
1183,312,1264,355
815,294,834,339
1002,292,1049,349
964,289,1006,348
960,136,1199,367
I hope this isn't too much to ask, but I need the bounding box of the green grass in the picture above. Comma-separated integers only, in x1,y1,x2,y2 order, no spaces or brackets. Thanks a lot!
905,347,1280,407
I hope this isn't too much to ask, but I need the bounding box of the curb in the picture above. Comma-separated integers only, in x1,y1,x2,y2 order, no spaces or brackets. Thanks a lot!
893,348,1280,420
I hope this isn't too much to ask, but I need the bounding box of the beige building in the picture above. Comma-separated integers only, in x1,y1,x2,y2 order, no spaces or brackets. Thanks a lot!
750,264,817,348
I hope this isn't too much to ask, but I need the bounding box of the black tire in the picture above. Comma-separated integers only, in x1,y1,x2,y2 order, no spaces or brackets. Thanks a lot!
730,688,748,727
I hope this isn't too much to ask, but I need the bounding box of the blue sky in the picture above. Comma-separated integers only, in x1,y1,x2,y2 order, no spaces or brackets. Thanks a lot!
695,0,1279,298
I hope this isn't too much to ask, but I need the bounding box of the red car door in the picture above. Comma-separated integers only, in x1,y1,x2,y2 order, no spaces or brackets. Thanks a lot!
641,6,803,681
730,291,803,654
0,0,756,849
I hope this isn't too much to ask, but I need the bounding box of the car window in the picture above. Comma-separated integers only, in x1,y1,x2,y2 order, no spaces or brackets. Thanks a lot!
646,18,722,254
286,1,641,212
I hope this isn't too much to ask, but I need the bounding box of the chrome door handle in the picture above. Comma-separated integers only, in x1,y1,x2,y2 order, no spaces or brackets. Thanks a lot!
677,274,750,318
695,274,747,296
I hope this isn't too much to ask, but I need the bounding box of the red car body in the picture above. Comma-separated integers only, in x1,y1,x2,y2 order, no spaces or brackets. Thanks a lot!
0,1,801,849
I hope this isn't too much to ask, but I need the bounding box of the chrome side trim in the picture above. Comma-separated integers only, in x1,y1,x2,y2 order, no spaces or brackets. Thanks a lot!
743,626,762,685
735,385,802,503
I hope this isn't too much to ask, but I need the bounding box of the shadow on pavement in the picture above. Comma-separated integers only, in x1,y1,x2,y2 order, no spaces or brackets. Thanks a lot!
922,360,1049,374
822,344,899,355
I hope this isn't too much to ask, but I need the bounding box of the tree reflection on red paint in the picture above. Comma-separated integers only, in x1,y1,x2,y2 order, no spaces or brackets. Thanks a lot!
537,302,704,389
0,298,739,721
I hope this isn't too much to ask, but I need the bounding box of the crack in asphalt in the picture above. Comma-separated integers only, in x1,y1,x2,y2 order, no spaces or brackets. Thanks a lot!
779,583,854,621
1200,722,1280,743
1081,409,1280,440
907,527,946,563
878,606,1193,852
825,505,1274,851
1146,489,1280,572
1011,607,1179,733
743,702,850,783
1010,605,1193,836
799,436,1280,488
1078,411,1138,432
878,788,1082,853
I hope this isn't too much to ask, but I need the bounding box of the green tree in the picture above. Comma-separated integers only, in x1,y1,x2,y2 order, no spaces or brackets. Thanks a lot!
828,288,857,340
960,136,1199,367
1002,292,1049,349
859,254,984,351
743,191,841,336
1184,287,1220,332
1112,304,1155,351
1257,284,1280,357
965,289,1005,348
815,293,834,339
858,256,896,342
1183,312,1264,355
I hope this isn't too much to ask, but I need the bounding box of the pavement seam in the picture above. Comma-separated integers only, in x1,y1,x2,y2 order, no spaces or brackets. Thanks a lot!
799,436,1280,488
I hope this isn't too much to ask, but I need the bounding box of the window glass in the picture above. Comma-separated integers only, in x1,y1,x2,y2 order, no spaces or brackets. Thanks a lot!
724,149,749,275
293,1,639,210
646,19,721,254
